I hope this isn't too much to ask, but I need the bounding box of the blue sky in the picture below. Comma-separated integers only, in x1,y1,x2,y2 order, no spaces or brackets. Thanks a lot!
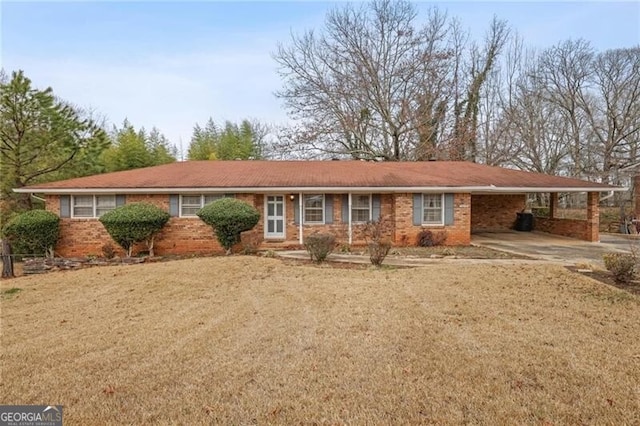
2,1,639,154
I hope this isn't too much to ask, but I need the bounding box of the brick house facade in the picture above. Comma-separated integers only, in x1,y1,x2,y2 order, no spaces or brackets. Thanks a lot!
17,161,620,257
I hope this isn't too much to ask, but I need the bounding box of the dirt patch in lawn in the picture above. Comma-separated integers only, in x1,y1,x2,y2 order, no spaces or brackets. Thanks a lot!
1,257,639,425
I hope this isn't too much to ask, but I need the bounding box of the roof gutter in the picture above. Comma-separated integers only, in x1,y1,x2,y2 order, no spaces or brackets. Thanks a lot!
13,186,627,194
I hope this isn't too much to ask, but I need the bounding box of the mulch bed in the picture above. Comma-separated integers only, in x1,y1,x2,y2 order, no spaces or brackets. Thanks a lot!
567,266,640,296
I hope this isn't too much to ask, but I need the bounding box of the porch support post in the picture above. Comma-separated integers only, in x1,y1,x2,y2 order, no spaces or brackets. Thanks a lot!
348,193,353,245
549,192,558,219
586,191,599,242
298,192,303,245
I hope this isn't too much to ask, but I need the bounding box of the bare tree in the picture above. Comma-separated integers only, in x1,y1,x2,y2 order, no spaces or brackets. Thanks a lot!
274,1,507,161
451,16,509,162
274,0,636,184
532,40,594,177
581,48,640,183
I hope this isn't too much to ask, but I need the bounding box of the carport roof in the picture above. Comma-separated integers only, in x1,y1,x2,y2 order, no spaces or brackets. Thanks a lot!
14,160,625,194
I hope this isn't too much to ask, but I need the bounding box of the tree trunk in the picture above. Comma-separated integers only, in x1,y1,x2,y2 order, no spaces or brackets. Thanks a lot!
147,236,155,257
1,240,15,279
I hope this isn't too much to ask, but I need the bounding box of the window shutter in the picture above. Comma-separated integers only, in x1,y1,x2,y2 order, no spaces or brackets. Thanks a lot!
341,194,349,223
169,195,179,217
372,194,381,221
444,193,454,225
60,195,70,218
325,195,333,224
412,194,422,226
225,193,235,198
293,195,300,225
116,195,126,207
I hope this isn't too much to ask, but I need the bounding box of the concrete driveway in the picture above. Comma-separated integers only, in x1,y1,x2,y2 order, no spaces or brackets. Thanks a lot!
472,231,636,267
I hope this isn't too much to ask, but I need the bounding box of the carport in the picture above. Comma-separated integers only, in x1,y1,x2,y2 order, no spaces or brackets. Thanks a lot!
470,189,624,243
472,231,635,266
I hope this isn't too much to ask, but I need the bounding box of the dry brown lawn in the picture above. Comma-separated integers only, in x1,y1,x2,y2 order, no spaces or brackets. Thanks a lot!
1,257,639,425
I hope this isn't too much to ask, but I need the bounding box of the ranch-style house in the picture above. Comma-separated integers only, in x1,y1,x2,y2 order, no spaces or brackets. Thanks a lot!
14,160,622,257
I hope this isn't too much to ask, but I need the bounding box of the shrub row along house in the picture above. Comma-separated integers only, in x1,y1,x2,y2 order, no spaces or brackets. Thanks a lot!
14,161,622,257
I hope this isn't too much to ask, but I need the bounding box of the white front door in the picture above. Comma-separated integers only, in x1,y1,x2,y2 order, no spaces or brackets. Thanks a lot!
265,195,285,239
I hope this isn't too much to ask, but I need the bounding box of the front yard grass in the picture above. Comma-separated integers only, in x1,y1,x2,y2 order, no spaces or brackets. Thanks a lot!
1,257,639,424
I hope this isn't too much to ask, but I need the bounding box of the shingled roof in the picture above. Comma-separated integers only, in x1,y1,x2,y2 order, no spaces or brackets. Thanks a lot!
15,160,622,194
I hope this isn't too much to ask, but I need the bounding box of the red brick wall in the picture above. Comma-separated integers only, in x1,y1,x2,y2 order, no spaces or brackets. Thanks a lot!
534,218,589,240
394,193,471,246
471,194,526,232
284,194,350,246
46,192,475,256
535,192,599,242
46,194,223,257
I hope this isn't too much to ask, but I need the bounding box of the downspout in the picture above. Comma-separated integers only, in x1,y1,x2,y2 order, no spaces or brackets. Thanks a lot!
599,191,615,202
348,193,352,245
30,194,46,203
298,192,303,246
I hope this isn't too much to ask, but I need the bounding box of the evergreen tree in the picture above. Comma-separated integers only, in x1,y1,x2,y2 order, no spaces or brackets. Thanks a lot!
0,70,108,211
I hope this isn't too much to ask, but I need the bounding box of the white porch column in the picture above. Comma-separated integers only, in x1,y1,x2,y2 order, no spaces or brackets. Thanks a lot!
348,192,353,245
298,192,303,245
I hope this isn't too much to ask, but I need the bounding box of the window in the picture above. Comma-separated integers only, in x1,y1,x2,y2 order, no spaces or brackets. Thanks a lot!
180,194,230,217
352,194,371,223
422,194,444,225
180,195,202,216
95,196,116,217
303,194,324,223
72,195,116,218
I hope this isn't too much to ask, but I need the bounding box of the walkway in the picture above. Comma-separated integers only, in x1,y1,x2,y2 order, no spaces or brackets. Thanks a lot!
276,231,636,268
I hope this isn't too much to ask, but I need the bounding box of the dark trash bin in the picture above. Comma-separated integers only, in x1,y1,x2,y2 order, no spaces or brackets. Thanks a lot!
515,212,534,232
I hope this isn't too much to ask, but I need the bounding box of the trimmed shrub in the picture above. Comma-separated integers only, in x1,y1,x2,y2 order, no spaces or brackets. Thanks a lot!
99,203,170,257
603,253,636,283
197,198,260,254
416,229,447,247
304,232,336,263
2,209,60,257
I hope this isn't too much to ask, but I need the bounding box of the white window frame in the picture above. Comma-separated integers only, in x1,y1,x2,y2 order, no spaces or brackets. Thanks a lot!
351,194,372,223
71,195,116,218
422,193,444,225
303,194,325,224
179,194,229,217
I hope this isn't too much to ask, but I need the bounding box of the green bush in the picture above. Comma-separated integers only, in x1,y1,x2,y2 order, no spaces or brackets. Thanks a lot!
304,232,336,263
2,209,60,257
197,198,260,254
603,253,636,283
99,203,170,257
